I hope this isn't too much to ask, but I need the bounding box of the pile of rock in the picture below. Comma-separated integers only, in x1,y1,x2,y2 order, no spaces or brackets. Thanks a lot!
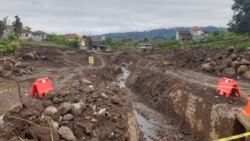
0,57,36,78
1,78,130,141
201,47,250,80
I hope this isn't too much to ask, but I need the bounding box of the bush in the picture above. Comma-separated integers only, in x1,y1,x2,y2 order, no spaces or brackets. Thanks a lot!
8,41,20,52
0,44,7,53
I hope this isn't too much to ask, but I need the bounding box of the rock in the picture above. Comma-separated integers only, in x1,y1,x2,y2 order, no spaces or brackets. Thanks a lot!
237,65,248,74
108,132,115,139
111,96,120,105
58,126,77,141
6,58,17,64
50,119,59,129
51,111,61,121
227,46,235,53
201,63,214,72
244,71,250,80
43,93,56,100
222,58,232,66
214,53,223,60
83,122,95,134
86,97,96,103
230,53,238,61
3,62,16,71
71,102,86,116
41,55,48,60
58,102,73,115
230,61,240,68
44,106,58,115
1,70,12,78
223,67,236,76
63,114,74,121
114,66,122,75
240,59,250,65
41,100,53,107
101,93,108,99
209,61,216,67
52,96,64,104
9,103,23,113
97,108,106,115
29,126,59,141
60,91,70,97
15,63,28,68
22,52,35,60
79,78,92,85
80,86,94,94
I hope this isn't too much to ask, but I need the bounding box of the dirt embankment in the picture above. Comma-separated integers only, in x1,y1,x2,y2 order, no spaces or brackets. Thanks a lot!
160,47,250,81
126,66,245,140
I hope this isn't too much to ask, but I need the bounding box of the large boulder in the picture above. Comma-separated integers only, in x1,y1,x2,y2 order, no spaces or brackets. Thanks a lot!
44,106,58,115
58,102,73,115
240,59,250,65
52,96,64,104
223,67,236,76
71,102,86,116
237,65,248,74
230,61,240,68
201,63,214,72
244,71,250,80
58,126,77,141
22,52,35,60
63,114,74,121
222,58,233,66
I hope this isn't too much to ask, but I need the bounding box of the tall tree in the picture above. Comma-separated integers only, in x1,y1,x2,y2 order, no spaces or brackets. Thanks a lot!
228,0,250,34
0,20,5,38
88,36,93,48
12,15,23,39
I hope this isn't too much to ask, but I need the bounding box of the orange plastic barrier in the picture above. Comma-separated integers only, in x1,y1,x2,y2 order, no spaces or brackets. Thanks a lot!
216,77,241,97
30,77,53,98
243,97,250,116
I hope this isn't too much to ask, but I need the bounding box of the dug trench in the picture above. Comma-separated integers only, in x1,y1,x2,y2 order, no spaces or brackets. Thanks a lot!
0,46,250,141
125,65,247,141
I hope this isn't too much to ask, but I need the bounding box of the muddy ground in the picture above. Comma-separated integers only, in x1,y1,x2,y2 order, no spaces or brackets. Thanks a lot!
0,46,249,141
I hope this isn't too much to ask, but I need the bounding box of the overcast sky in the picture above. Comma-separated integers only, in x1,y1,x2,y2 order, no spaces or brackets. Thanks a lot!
0,0,234,35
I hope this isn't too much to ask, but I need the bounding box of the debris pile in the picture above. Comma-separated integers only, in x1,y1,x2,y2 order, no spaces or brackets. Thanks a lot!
0,78,131,141
201,47,250,79
0,56,36,78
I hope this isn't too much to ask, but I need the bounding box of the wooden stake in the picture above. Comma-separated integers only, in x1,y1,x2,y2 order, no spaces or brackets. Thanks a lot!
17,82,23,104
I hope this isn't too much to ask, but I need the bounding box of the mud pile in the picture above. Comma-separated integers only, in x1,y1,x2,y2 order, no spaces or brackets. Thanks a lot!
0,76,132,141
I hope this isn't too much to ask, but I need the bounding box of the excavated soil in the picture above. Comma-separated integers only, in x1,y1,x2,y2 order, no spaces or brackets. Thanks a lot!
0,46,134,141
0,46,249,141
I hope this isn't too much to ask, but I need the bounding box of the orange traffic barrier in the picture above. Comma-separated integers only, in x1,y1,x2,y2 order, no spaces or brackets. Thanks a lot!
243,97,250,116
30,77,54,98
216,77,241,97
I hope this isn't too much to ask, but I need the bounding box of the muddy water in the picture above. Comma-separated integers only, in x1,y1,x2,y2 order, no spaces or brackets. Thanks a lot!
116,67,158,141
116,67,130,88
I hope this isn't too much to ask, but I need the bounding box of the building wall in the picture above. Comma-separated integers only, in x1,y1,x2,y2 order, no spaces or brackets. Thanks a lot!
20,33,33,40
176,31,180,40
